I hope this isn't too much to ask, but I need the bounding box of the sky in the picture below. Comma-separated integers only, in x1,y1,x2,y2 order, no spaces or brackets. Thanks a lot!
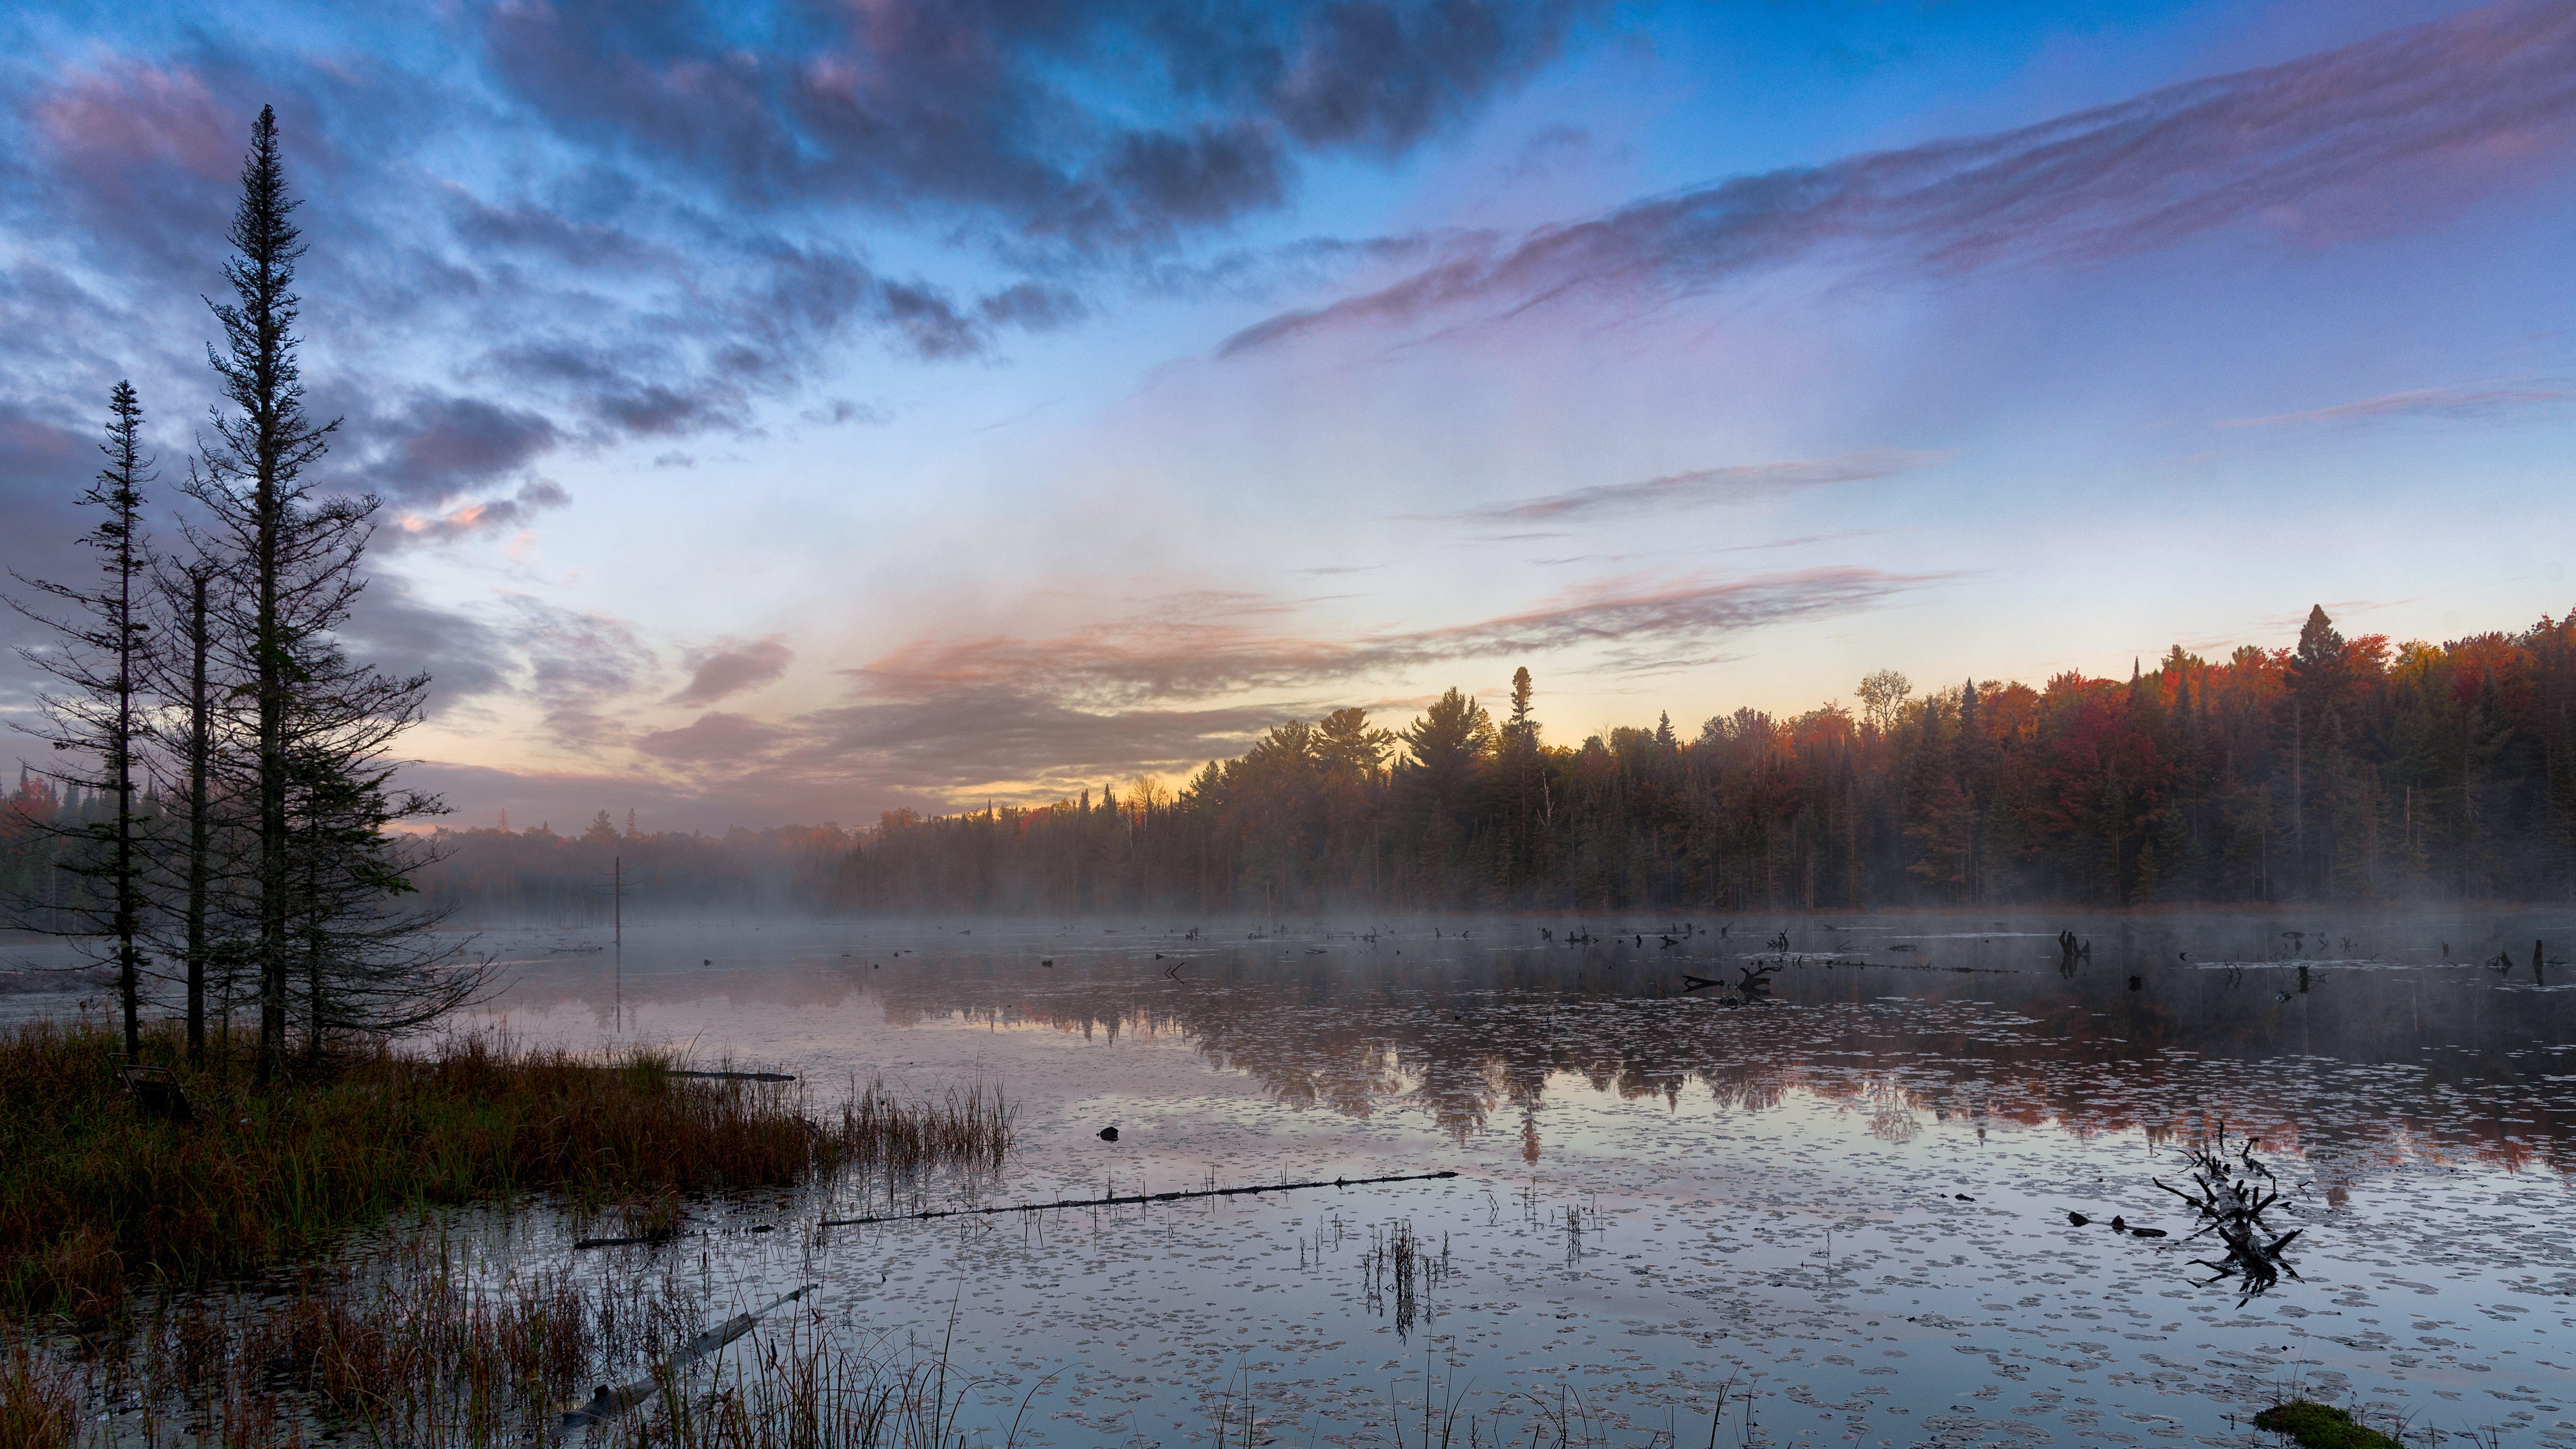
1,0,2571,833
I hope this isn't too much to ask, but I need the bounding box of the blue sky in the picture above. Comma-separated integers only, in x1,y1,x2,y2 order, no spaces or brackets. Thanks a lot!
2,0,2569,830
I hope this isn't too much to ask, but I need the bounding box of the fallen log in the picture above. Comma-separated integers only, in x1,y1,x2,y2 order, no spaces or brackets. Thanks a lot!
559,1282,819,1428
817,1169,1461,1228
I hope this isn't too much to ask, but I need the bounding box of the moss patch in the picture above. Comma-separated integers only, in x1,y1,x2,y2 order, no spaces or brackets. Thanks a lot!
2253,1402,2404,1449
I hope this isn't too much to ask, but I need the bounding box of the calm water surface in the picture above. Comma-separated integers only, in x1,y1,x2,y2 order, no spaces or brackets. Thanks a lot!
46,911,2576,1447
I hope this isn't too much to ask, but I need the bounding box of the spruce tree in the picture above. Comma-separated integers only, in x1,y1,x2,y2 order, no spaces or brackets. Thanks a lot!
185,106,481,1074
6,381,157,1059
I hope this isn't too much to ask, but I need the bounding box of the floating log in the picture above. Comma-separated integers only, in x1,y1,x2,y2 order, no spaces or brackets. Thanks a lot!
573,1230,677,1250
668,1070,797,1082
816,1169,1461,1228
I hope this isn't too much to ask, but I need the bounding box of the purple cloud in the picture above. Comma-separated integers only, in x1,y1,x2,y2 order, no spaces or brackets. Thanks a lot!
2214,381,2572,428
668,637,794,707
855,566,1942,707
1423,450,1946,525
636,711,784,763
479,0,1585,249
1222,1,2576,355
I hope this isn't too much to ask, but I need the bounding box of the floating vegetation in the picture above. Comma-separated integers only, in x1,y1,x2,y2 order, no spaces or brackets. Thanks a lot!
2252,1400,2406,1449
2155,1124,2302,1302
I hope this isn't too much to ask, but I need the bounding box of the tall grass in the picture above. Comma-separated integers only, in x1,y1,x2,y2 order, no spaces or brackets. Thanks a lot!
1,1330,80,1449
20,1233,1025,1449
839,1082,1010,1175
0,1022,1010,1318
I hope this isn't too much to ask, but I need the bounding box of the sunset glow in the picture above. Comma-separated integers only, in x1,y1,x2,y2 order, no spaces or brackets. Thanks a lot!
2,0,2569,831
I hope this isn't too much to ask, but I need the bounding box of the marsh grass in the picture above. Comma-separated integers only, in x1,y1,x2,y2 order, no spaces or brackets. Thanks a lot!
15,1229,1035,1449
2,1329,81,1449
0,1022,1010,1319
838,1082,1011,1176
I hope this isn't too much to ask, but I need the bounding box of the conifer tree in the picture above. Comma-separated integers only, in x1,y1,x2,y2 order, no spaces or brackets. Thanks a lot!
6,381,157,1059
183,106,482,1075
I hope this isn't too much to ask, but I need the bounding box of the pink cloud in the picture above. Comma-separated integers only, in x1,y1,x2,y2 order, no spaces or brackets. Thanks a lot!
2214,383,2570,428
34,64,239,197
854,566,1946,707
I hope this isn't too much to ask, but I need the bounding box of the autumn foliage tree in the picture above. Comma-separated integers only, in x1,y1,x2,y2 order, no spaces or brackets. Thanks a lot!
826,603,2576,914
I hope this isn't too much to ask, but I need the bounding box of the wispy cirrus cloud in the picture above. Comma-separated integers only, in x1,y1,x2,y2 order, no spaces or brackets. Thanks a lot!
1221,0,2576,357
2214,382,2571,428
854,566,1943,708
1422,450,1943,525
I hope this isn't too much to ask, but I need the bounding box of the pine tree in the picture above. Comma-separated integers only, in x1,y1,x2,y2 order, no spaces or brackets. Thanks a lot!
1496,668,1544,899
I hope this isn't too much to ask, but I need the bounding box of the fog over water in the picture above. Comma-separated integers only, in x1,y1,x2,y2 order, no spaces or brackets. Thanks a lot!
288,909,2573,1448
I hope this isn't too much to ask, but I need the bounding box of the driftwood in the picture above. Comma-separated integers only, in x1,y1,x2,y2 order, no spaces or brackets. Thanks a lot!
2152,1122,2300,1302
558,1283,819,1428
668,1070,797,1082
1681,961,1779,1002
816,1168,1461,1228
573,1230,679,1250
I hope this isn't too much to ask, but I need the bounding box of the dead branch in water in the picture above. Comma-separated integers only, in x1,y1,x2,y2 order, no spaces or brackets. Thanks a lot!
816,1169,1459,1227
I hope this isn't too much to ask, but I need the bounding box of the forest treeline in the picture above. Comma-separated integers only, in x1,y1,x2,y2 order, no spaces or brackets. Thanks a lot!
0,802,857,931
62,601,2541,924
411,814,856,924
23,604,2563,928
850,603,2576,914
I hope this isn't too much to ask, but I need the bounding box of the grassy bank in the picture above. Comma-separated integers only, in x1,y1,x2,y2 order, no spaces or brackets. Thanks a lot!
0,1021,1009,1319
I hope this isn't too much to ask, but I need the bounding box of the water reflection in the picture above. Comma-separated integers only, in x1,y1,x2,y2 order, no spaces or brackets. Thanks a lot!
758,916,2576,1186
467,913,2576,1190
434,912,2576,1446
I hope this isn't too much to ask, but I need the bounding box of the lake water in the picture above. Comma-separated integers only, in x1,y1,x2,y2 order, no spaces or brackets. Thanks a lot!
23,910,2576,1447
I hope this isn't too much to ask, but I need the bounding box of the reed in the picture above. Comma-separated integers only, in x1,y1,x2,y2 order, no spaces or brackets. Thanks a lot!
838,1081,1012,1176
0,1329,80,1449
0,1021,1009,1318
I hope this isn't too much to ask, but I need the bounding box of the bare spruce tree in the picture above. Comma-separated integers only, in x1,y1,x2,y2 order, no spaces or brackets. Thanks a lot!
6,381,158,1060
142,558,239,1066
